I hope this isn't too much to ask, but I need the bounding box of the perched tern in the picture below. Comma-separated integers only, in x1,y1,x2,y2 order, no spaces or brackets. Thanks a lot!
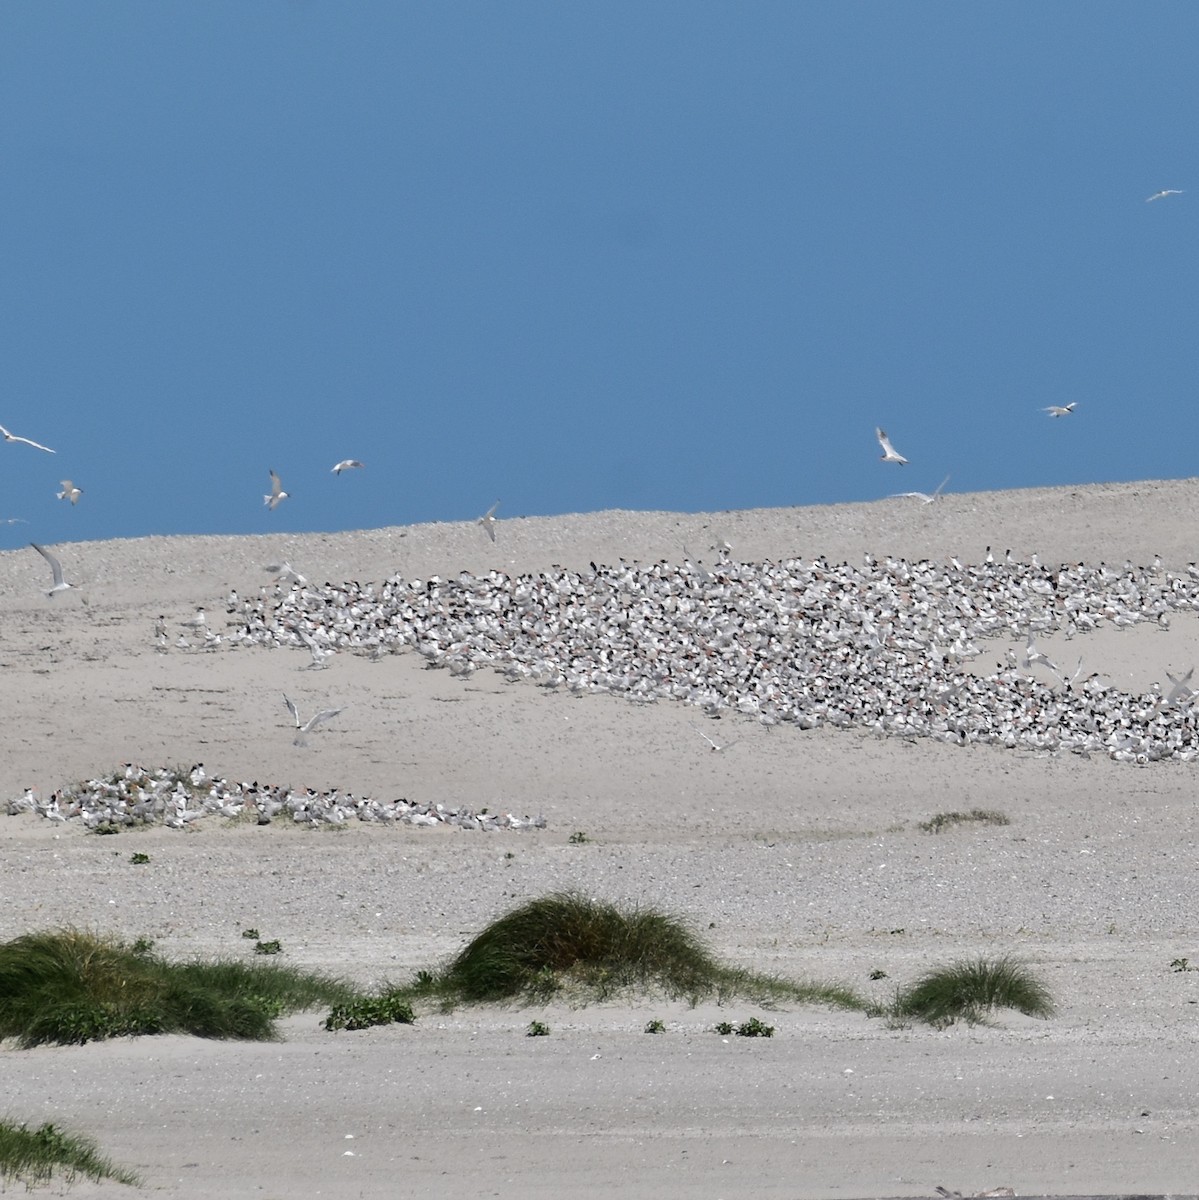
293,706,345,747
264,470,288,510
331,459,364,474
477,500,500,542
56,480,82,505
0,422,55,453
1043,402,1077,417
30,542,73,596
1146,189,1183,202
892,474,950,504
875,427,908,465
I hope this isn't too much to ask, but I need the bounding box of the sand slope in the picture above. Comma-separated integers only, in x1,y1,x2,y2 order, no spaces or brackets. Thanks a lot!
3,481,1199,1198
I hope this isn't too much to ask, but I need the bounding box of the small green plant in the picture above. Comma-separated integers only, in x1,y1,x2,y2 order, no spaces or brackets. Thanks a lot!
567,831,590,844
526,1020,550,1037
714,1021,734,1035
889,957,1054,1028
94,824,120,836
254,940,283,956
736,1017,774,1037
869,968,888,980
241,928,260,940
129,852,151,865
325,992,416,1032
919,809,1010,834
1170,957,1197,973
131,938,155,956
644,1018,666,1034
0,1120,140,1188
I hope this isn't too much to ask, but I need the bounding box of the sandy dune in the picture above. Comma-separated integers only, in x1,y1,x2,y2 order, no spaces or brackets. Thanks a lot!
3,481,1199,1198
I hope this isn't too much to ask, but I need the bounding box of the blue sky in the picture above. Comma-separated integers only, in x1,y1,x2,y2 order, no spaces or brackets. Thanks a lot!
1,2,1196,545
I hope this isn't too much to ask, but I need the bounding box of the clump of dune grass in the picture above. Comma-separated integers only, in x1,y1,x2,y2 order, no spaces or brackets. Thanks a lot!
0,1119,140,1188
919,809,1010,834
0,929,358,1048
889,956,1054,1028
390,892,864,1014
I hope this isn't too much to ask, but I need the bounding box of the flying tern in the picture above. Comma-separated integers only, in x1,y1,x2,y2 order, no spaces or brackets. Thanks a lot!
293,706,345,747
875,427,908,465
264,470,288,510
264,560,308,587
56,480,82,505
0,423,55,453
477,500,500,542
30,542,73,596
331,459,364,474
1043,402,1077,417
691,724,736,752
892,474,950,504
1146,189,1183,202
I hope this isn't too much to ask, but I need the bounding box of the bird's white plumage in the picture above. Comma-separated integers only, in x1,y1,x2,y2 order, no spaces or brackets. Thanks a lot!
477,500,500,542
331,460,364,474
892,474,950,504
293,706,345,746
31,542,72,595
264,470,288,510
0,423,55,453
875,427,908,465
56,480,82,505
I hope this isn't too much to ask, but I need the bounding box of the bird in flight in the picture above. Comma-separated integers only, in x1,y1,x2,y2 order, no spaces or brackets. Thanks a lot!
0,423,55,453
1043,402,1077,418
875,428,908,465
477,500,500,541
264,560,308,587
690,724,736,752
57,480,82,505
264,470,288,510
30,542,73,596
331,459,364,474
892,474,950,504
1146,189,1184,202
293,706,345,747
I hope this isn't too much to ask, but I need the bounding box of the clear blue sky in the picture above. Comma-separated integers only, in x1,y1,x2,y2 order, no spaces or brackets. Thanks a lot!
2,2,1196,545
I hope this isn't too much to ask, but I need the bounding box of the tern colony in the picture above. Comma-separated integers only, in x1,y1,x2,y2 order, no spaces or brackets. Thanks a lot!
219,549,1199,765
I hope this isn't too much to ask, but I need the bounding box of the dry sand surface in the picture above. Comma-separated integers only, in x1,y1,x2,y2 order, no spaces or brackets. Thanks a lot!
3,479,1199,1199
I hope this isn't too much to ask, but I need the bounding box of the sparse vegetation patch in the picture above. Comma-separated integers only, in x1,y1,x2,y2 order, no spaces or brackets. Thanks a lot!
0,1120,140,1189
325,992,415,1032
919,809,1010,834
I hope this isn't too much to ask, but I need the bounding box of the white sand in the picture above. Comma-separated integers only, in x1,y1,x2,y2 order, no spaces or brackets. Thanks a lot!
3,480,1199,1198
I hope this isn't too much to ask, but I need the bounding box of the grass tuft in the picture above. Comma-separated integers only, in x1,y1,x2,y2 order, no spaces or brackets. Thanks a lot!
384,892,865,1016
0,929,357,1048
440,893,724,1002
919,809,1010,834
891,956,1054,1027
0,1119,140,1188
